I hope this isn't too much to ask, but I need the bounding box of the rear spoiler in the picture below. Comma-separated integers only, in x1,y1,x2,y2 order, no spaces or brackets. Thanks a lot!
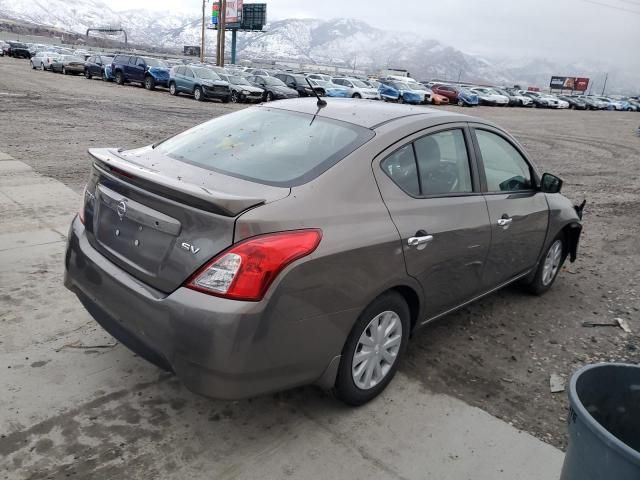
89,148,266,217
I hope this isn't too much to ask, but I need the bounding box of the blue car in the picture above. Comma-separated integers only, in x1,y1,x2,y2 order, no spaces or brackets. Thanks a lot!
308,79,350,98
102,63,115,82
111,54,170,90
378,80,425,104
169,65,231,102
457,88,480,106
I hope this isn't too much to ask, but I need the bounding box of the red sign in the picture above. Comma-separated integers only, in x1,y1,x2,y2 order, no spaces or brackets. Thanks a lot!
528,86,541,92
575,77,589,91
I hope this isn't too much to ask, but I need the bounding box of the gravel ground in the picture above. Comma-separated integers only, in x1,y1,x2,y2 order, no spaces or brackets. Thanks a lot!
1,55,639,449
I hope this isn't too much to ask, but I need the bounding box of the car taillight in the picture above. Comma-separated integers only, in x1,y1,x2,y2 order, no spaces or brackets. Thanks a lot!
186,229,322,301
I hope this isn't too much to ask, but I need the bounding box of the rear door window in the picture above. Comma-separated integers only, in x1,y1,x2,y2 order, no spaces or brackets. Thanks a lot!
414,129,473,195
155,108,374,187
381,145,420,196
184,68,194,78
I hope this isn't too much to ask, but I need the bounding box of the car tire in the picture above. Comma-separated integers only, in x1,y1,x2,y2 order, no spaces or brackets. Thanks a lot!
194,86,204,101
169,82,178,96
62,66,67,75
457,99,464,106
522,235,566,295
398,95,404,104
85,69,92,79
144,76,155,91
115,71,124,85
222,95,230,103
352,93,361,99
30,61,35,69
266,91,273,102
230,91,239,103
334,291,410,406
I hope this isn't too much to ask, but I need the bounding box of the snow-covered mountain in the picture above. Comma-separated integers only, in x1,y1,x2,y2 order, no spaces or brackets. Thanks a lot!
0,0,636,92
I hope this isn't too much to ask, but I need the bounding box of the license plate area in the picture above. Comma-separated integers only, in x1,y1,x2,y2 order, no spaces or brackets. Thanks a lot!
94,185,181,275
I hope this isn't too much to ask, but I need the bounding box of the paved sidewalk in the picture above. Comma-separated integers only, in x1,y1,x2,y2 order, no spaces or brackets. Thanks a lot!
0,153,564,479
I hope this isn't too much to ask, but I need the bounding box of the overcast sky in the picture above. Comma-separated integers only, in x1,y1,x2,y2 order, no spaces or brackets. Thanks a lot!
109,0,640,68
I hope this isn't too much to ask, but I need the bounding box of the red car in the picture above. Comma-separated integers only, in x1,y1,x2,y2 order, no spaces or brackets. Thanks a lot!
431,84,459,103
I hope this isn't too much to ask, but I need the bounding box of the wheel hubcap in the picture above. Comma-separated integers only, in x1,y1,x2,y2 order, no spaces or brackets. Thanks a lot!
352,311,402,390
542,240,563,286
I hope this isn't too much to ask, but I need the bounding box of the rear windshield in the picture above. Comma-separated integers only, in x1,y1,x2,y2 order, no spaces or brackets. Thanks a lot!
155,108,374,187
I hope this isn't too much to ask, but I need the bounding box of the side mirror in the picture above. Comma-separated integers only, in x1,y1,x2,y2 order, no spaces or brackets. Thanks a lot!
287,82,296,88
540,173,563,193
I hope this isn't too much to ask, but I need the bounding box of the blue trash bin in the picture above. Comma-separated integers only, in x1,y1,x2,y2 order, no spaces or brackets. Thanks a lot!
560,363,640,480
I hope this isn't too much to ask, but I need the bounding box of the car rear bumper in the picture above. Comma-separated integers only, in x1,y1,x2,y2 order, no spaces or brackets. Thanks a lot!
64,216,340,399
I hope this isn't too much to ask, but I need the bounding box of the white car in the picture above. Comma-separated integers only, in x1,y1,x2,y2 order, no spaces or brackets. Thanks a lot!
542,95,570,109
470,87,509,106
31,51,60,70
332,77,381,99
307,73,333,83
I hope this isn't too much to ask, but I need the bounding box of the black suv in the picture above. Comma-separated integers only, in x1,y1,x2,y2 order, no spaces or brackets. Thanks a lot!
84,54,114,80
111,54,171,90
6,42,31,59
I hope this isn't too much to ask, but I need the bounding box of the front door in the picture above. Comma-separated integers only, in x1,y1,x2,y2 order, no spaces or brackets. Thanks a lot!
470,126,549,288
374,125,491,320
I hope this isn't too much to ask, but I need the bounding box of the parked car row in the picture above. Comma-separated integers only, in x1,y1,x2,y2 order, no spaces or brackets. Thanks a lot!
6,40,640,111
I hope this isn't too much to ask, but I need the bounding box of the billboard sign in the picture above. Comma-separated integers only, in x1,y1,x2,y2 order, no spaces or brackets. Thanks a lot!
184,45,201,56
550,76,589,91
211,3,219,25
241,3,266,30
226,0,243,24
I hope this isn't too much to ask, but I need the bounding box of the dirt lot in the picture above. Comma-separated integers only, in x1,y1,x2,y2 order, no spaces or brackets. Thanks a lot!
1,55,639,450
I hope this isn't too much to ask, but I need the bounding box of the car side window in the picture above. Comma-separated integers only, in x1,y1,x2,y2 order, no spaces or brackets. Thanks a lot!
87,56,94,63
414,129,473,195
185,68,194,78
333,79,344,86
475,129,533,192
381,144,420,196
176,66,184,75
136,58,145,67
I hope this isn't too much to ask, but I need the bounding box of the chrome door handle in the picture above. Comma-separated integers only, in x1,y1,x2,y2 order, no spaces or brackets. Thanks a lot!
407,235,434,247
497,218,513,227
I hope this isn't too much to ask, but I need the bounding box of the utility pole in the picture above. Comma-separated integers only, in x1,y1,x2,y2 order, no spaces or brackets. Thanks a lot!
457,69,462,83
200,0,206,63
601,73,608,95
219,0,227,66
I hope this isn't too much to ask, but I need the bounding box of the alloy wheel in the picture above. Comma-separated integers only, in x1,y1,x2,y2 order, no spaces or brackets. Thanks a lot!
351,310,402,390
542,240,563,286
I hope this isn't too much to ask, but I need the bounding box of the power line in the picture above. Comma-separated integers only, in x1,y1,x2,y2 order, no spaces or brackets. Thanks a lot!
582,0,640,14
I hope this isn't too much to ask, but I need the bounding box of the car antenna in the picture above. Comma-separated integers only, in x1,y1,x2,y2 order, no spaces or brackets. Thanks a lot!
305,77,327,108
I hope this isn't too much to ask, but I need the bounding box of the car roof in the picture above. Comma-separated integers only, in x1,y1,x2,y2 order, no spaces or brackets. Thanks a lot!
264,97,473,129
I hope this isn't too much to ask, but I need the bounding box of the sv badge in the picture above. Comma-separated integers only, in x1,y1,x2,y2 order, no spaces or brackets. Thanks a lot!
180,242,200,254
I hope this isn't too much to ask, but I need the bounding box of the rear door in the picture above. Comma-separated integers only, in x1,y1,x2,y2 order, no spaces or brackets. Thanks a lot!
373,124,492,320
183,67,196,92
470,125,549,288
134,57,146,83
